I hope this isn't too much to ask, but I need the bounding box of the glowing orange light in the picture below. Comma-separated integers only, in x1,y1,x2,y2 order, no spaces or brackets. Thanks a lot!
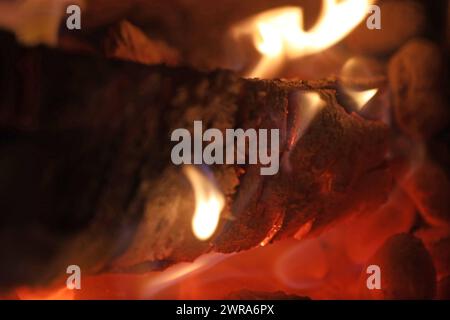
141,253,230,298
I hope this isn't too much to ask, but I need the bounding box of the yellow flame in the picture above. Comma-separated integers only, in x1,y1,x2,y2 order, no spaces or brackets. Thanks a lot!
234,0,373,78
183,166,225,241
289,92,325,149
345,88,378,110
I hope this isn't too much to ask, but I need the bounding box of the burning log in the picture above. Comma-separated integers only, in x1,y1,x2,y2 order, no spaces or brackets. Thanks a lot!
0,31,391,290
388,38,449,140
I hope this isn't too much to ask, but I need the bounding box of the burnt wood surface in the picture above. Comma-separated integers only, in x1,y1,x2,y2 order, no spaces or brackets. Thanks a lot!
0,32,391,290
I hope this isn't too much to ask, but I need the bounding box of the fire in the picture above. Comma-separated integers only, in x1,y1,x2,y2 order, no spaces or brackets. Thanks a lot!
340,57,380,110
289,92,325,149
183,165,225,241
283,92,325,173
345,88,378,110
233,0,373,78
141,253,230,298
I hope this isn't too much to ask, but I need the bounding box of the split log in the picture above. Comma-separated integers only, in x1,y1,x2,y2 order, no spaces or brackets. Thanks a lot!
0,32,391,290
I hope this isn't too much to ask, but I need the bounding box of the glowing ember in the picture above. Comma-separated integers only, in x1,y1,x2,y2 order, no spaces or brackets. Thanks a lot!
16,286,74,300
294,219,315,240
233,0,373,78
183,165,225,241
260,211,284,247
274,239,329,290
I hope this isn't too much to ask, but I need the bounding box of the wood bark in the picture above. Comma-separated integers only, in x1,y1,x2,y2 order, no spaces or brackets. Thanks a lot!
0,32,391,290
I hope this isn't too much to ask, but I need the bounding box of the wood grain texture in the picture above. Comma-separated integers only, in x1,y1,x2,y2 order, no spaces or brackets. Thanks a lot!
0,33,391,289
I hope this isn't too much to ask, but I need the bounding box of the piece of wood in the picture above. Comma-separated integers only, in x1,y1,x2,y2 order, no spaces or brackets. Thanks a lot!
0,32,391,290
103,20,180,66
388,38,449,140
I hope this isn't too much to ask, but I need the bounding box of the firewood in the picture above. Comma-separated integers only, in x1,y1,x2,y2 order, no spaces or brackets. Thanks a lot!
0,32,391,290
388,39,449,140
103,20,180,66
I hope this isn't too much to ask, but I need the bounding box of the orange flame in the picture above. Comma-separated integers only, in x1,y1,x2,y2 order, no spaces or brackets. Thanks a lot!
345,88,378,110
289,92,325,149
233,0,373,78
183,165,225,241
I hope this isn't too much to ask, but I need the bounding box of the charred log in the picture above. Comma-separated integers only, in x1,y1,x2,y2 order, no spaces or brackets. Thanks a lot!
0,32,391,290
